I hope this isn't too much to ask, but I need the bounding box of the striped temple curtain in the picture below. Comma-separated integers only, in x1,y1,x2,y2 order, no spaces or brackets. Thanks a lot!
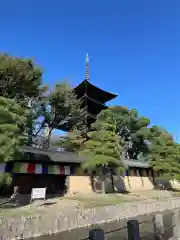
0,163,71,175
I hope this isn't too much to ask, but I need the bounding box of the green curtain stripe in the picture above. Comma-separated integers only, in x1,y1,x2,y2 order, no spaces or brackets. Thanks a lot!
13,163,28,173
48,165,59,174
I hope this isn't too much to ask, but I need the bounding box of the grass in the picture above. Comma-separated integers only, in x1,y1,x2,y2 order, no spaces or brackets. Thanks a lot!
0,194,137,218
1,189,180,219
65,189,180,208
0,206,44,218
65,194,139,208
171,191,180,197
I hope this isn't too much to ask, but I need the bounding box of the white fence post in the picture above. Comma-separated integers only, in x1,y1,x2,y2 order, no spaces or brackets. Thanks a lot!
172,209,180,239
153,213,164,240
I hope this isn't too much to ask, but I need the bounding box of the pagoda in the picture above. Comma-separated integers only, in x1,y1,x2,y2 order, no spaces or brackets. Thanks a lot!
74,54,117,127
60,54,118,131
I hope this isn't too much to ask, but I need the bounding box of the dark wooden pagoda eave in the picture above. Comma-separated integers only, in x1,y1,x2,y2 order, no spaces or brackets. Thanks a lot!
81,95,108,114
74,79,118,103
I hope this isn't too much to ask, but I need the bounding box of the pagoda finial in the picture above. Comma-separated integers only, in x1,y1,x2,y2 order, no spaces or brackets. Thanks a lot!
85,53,89,81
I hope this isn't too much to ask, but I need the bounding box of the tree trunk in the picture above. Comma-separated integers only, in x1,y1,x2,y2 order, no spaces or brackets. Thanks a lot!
101,180,106,194
110,171,115,193
101,173,106,194
45,127,53,148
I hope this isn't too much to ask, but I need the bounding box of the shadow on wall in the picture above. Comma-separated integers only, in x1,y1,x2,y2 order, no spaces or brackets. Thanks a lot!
154,178,173,190
91,175,127,194
113,176,128,193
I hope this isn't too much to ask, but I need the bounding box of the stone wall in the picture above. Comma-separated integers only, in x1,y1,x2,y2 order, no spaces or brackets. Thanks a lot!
1,197,180,239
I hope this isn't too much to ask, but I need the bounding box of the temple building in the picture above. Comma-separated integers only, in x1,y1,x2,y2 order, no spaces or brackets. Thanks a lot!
0,55,167,196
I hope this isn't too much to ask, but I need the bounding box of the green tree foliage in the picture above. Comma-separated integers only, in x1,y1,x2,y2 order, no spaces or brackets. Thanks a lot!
58,104,180,182
35,82,85,147
80,110,123,173
58,130,86,152
104,106,151,160
59,106,152,161
0,54,44,189
149,126,179,180
0,54,46,147
0,173,12,193
79,110,124,193
0,97,27,162
0,54,43,101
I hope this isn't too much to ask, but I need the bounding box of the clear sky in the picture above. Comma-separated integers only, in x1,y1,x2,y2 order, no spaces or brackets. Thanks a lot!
1,0,180,140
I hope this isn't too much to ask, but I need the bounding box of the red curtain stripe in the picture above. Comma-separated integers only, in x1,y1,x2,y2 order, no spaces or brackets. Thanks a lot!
59,166,65,175
27,164,36,174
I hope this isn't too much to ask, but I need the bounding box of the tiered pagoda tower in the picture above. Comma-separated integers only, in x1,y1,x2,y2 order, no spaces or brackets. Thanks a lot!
73,54,117,128
58,54,118,131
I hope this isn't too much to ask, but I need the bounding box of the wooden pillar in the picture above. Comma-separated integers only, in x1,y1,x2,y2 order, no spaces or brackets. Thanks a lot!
127,220,140,240
89,229,104,240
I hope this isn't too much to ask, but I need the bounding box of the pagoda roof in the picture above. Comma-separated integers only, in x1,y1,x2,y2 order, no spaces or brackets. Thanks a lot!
74,80,117,104
81,95,108,115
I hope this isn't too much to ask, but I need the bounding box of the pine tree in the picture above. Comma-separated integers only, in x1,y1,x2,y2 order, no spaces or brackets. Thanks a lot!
35,82,85,147
0,96,27,190
0,53,47,148
80,110,124,193
0,97,27,162
149,126,179,180
58,130,86,152
106,106,151,160
0,54,43,101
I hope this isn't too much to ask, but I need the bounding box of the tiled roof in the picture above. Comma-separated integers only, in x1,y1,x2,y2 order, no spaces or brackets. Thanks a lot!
21,147,151,168
21,146,85,163
122,158,150,168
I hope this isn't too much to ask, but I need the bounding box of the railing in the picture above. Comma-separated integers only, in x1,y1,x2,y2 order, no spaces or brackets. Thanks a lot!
81,209,180,240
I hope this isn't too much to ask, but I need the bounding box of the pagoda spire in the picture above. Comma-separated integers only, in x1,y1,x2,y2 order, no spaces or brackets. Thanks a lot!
85,53,89,81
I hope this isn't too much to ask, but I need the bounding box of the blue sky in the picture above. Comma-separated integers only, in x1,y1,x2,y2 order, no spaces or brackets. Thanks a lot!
1,0,180,140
